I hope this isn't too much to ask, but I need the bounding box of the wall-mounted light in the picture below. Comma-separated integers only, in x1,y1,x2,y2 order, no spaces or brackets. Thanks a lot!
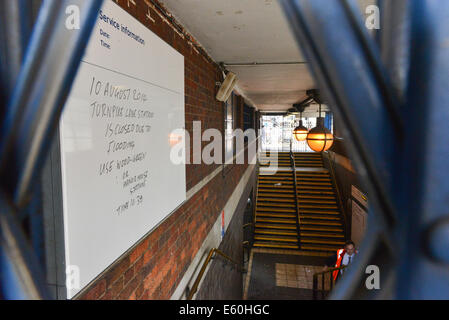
306,104,334,152
216,71,237,102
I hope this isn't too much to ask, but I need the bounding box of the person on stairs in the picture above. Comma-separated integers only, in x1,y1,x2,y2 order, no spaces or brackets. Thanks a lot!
323,240,358,282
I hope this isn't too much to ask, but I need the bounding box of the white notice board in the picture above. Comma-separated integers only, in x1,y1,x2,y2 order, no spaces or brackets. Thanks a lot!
60,1,185,298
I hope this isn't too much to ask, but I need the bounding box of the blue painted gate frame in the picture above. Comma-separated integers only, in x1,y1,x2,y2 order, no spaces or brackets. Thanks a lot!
281,0,449,299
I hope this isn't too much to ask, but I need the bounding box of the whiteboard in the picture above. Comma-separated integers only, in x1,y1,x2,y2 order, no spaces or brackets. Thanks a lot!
60,1,185,298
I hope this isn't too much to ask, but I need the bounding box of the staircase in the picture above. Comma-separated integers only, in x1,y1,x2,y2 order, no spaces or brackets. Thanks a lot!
254,152,299,249
253,151,346,253
294,153,346,253
259,151,291,168
294,152,324,167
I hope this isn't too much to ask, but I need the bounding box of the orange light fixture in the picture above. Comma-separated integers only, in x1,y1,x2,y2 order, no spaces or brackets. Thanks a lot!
293,111,309,141
306,105,334,152
293,120,309,141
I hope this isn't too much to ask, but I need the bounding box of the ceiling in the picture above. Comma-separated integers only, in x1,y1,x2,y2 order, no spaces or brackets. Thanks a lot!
160,0,376,113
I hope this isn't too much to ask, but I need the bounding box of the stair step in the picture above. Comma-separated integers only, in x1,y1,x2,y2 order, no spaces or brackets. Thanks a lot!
298,186,333,191
259,177,293,181
301,245,342,252
258,197,296,203
259,181,294,186
258,193,295,199
299,195,336,200
254,235,298,243
300,232,345,238
259,185,294,190
297,190,335,195
299,209,340,215
301,220,342,226
256,229,298,236
298,204,338,211
256,223,297,230
257,202,296,208
298,182,332,186
300,215,341,221
297,178,331,182
258,188,294,193
300,226,344,233
257,207,296,213
299,199,337,204
256,212,296,219
256,217,297,224
253,242,299,249
301,239,346,246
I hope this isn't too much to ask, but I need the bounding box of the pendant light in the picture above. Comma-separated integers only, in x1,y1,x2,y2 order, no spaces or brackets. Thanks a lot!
293,111,309,142
306,104,334,152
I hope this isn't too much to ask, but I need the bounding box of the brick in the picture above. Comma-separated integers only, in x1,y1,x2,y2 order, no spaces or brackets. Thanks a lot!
79,278,106,300
75,0,250,301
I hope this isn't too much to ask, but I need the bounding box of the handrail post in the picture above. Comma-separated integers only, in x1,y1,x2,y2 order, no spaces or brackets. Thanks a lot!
313,274,318,300
312,266,346,300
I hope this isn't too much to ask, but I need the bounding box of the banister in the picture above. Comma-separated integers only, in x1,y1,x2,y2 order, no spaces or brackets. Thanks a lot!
312,265,347,300
324,151,348,239
186,248,242,300
289,150,301,250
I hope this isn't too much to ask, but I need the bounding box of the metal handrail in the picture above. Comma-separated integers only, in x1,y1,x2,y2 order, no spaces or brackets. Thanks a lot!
312,266,346,300
289,150,301,250
252,164,260,247
186,248,242,300
324,152,348,238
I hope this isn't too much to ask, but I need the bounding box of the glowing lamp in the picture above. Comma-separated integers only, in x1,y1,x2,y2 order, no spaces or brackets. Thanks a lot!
293,121,309,141
306,117,334,152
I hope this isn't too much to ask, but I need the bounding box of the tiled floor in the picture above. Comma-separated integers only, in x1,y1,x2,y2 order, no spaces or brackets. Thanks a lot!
275,263,331,290
244,250,330,300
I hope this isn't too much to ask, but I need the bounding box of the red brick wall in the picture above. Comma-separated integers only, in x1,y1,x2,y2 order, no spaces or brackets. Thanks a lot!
76,0,249,300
